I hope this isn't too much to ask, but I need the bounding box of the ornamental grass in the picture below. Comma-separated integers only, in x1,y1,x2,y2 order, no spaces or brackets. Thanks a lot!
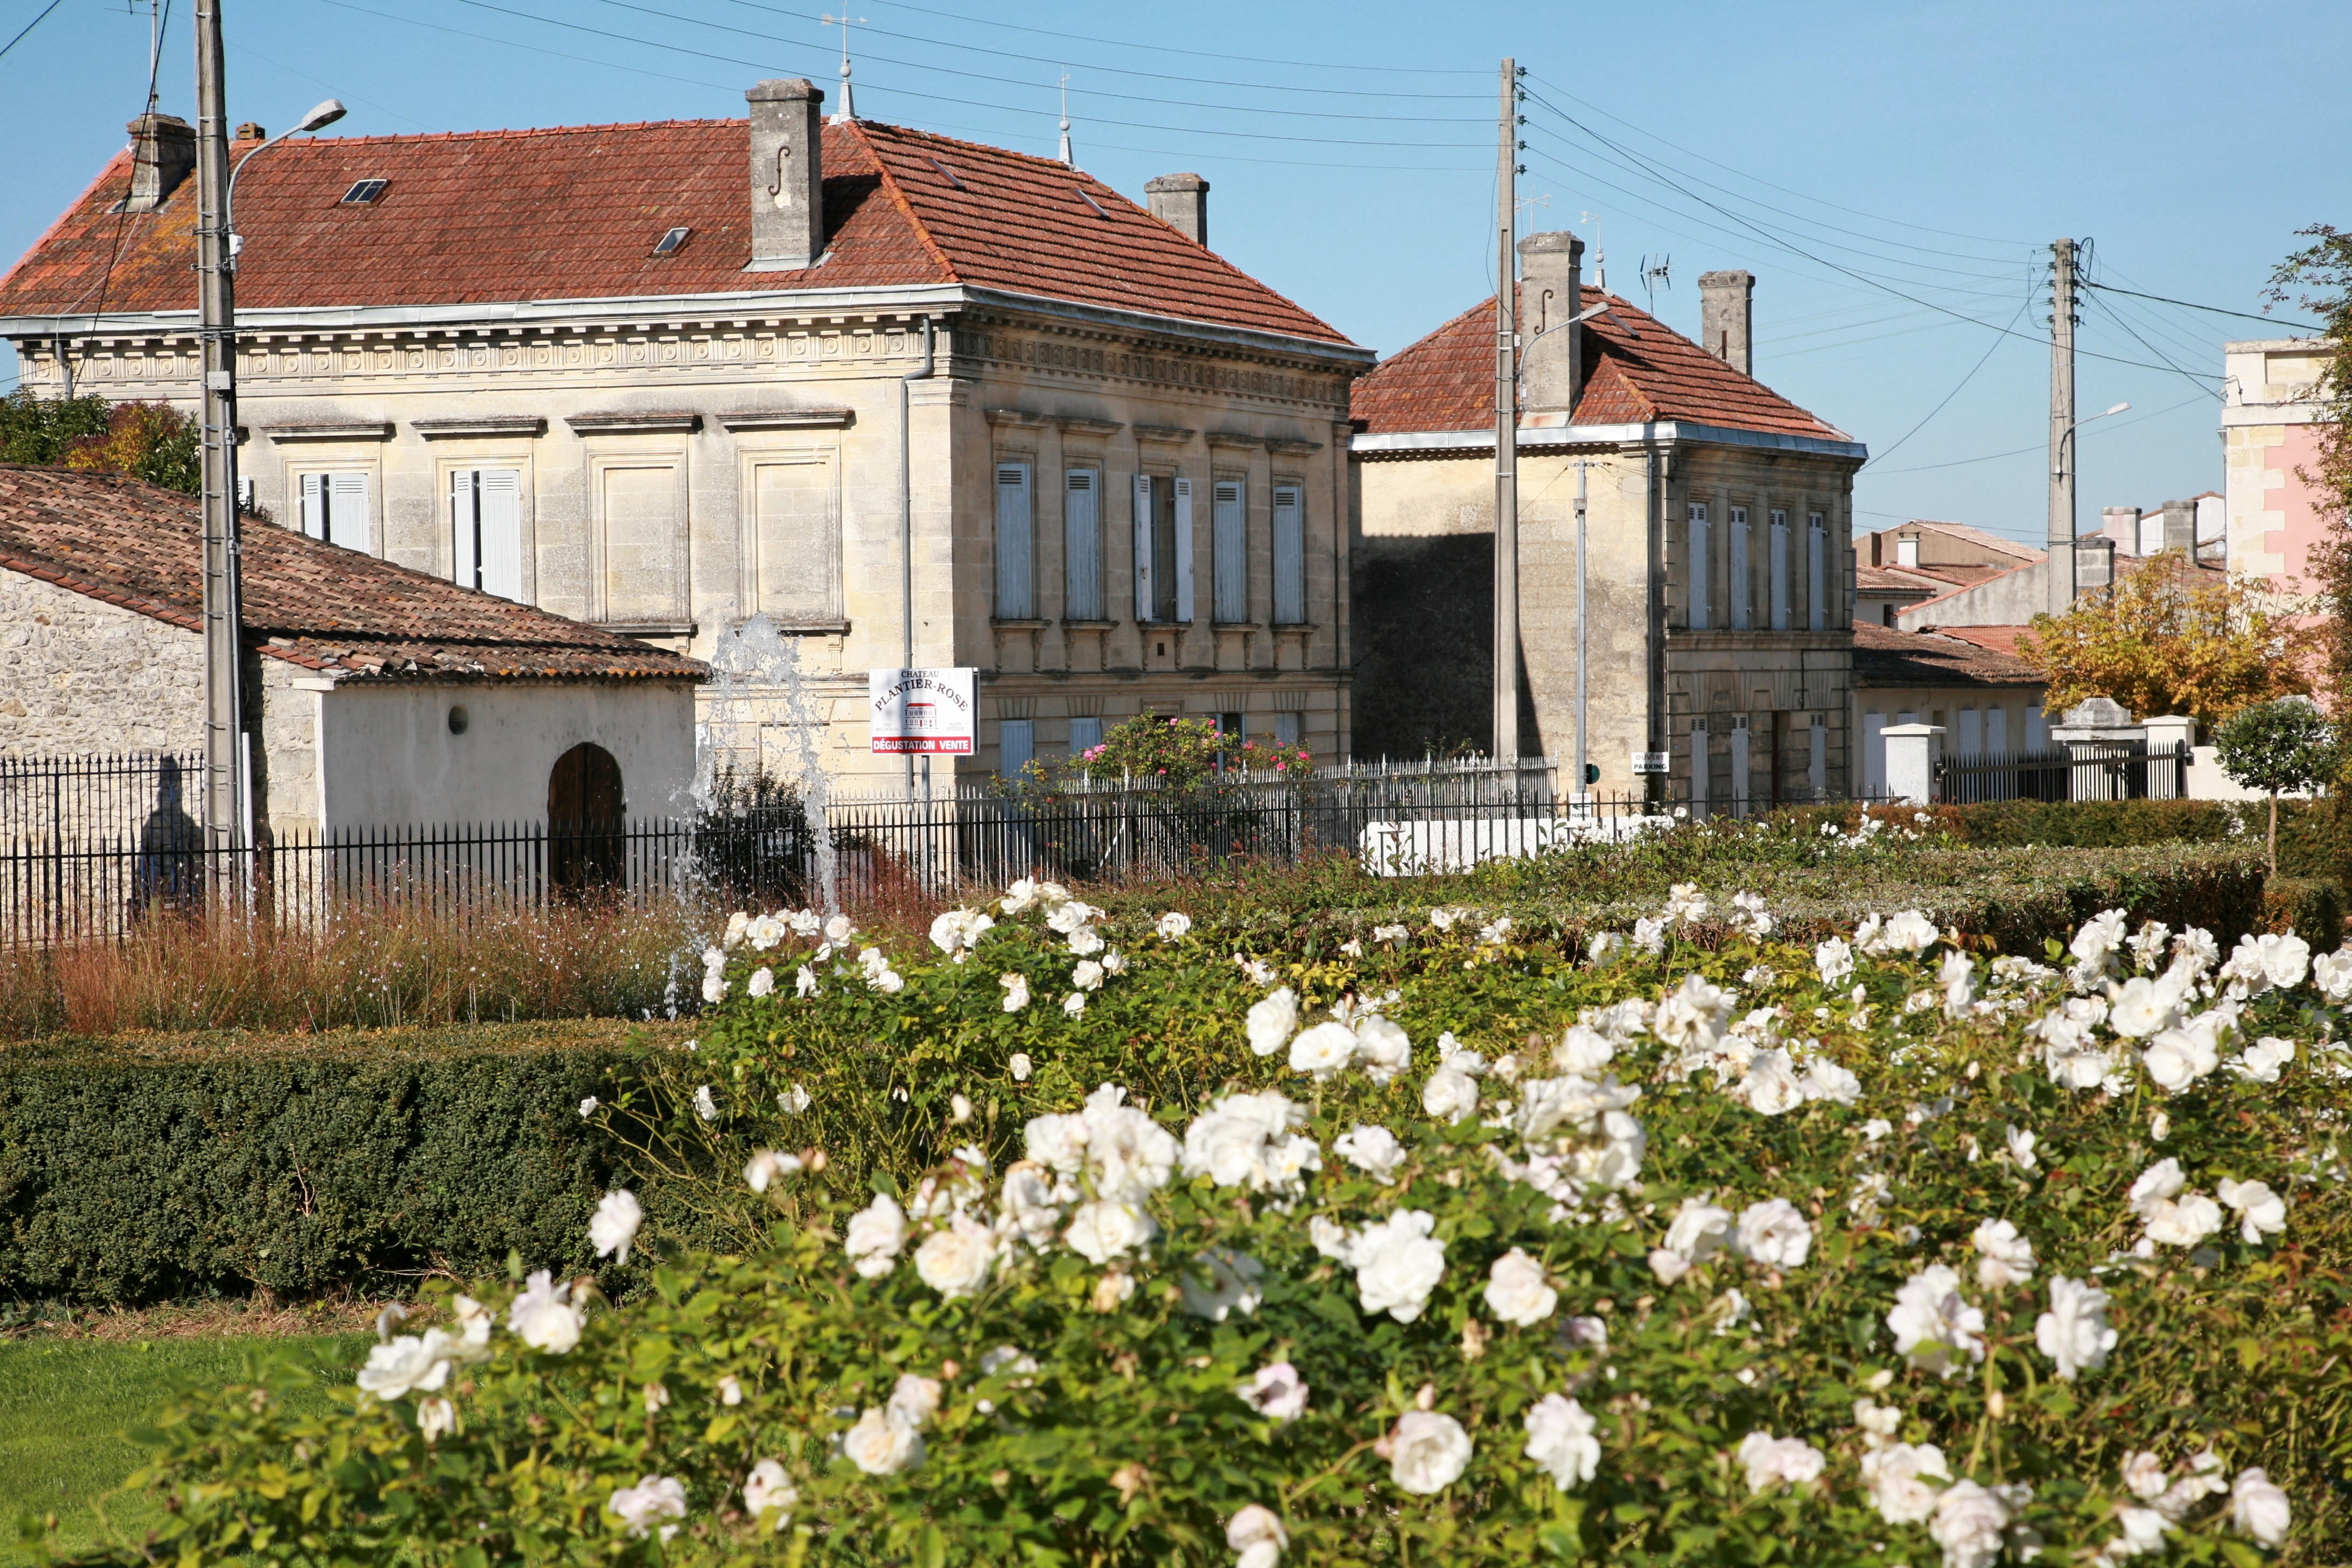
93,871,2352,1568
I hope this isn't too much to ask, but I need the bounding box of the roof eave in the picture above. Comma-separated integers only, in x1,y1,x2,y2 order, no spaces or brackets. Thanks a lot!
1350,419,1867,462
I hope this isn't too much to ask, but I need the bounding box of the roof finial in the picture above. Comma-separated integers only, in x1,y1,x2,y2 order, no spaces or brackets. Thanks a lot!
1057,68,1074,166
823,12,866,124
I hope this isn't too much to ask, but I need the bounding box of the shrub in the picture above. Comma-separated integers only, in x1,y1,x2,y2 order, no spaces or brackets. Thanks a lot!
1056,713,1310,790
2216,699,2341,876
98,882,2352,1567
0,1022,674,1304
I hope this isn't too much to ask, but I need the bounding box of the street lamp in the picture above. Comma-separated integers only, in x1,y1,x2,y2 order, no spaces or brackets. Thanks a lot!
226,98,345,260
2051,401,2129,610
2052,400,2132,477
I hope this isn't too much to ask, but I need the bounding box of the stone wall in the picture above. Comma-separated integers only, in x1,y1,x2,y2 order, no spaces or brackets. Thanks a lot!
0,568,206,757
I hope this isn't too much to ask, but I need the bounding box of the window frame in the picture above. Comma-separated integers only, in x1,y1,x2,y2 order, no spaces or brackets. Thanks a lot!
1271,481,1305,626
993,458,1037,620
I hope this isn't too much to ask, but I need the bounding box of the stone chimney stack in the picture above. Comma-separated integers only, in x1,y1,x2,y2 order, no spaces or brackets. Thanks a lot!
2158,499,2197,555
746,79,825,272
124,113,196,212
1698,269,1755,376
1145,173,1209,247
1517,230,1585,416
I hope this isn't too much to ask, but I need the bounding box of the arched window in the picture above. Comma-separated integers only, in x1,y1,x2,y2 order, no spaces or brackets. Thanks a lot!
548,741,625,896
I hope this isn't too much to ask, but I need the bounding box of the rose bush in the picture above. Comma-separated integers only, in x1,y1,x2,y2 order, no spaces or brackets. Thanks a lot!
99,877,2352,1567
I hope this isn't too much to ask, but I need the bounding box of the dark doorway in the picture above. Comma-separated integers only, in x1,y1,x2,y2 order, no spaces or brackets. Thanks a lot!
548,741,625,897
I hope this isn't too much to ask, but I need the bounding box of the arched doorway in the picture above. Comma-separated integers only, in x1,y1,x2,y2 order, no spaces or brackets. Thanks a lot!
548,741,625,897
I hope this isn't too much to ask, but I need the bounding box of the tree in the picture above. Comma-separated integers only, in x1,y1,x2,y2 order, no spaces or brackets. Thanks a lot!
2015,549,2308,729
2269,225,2352,704
0,390,200,493
2215,697,2338,876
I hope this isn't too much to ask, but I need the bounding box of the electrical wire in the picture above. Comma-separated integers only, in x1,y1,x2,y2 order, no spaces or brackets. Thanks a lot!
2080,287,2218,396
0,0,66,63
1860,289,2033,468
1866,390,2214,475
2082,279,2319,333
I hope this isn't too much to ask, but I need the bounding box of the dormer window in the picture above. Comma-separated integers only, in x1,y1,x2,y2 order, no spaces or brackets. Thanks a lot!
653,225,691,256
340,178,389,205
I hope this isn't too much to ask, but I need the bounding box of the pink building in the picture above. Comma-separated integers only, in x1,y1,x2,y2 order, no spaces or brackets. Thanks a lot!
2222,338,2334,593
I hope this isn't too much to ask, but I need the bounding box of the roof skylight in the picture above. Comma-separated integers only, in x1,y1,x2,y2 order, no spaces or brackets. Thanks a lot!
339,179,389,205
653,226,691,256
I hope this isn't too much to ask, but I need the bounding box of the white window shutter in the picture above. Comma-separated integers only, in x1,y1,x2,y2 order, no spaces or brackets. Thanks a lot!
1064,468,1101,620
1807,516,1827,631
1272,484,1304,624
451,470,479,588
1728,509,1749,631
1172,475,1194,623
994,461,1034,619
300,472,327,540
328,471,371,552
1769,515,1790,631
479,470,523,600
1132,473,1153,622
1688,505,1709,631
1212,479,1245,624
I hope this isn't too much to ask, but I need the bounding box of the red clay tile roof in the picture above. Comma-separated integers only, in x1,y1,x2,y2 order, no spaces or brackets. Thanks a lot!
1349,285,1846,440
0,118,1348,345
1852,622,2043,690
1924,625,2034,661
0,465,704,683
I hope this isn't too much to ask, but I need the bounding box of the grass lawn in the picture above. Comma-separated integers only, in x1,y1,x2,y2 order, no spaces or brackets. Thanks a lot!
0,1332,372,1561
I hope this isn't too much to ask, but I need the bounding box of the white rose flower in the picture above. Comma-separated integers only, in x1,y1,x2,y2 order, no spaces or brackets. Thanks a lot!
1180,1248,1266,1321
2232,1036,2295,1083
1000,973,1031,1011
1289,1020,1358,1081
578,1096,599,1118
744,1149,802,1193
1390,1409,1473,1494
1483,1247,1557,1326
1862,1441,1950,1524
746,967,775,999
1971,1217,2035,1290
701,970,728,1004
589,1189,642,1266
357,1329,457,1401
2128,1157,2186,1215
1354,1016,1413,1085
1247,988,1298,1056
1227,1504,1289,1568
2217,1177,2287,1244
929,907,995,956
2231,1467,2291,1546
1737,1049,1805,1116
1157,911,1193,940
1352,1209,1446,1323
1798,1060,1863,1105
2034,1274,2115,1380
1887,1264,1984,1376
1182,1090,1319,1198
795,965,820,998
1063,992,1088,1018
2258,932,2312,990
1662,1199,1734,1269
1523,1394,1600,1490
2314,948,2352,1003
1237,1362,1310,1424
694,1084,719,1122
2005,1124,2039,1172
1064,1199,1158,1264
1422,1064,1480,1123
2107,974,2182,1038
997,1160,1064,1250
841,1407,924,1475
1882,909,1941,954
1334,1123,1408,1181
607,1475,688,1541
2145,1191,2224,1248
844,1194,908,1279
508,1270,585,1354
1815,936,1854,985
913,1216,1000,1297
1929,1479,2013,1568
1065,926,1105,958
2144,1024,2222,1091
1008,1052,1032,1082
742,1459,796,1531
1556,1024,1615,1074
1736,1432,1825,1494
1735,1198,1813,1269
417,1395,455,1443
884,1373,941,1428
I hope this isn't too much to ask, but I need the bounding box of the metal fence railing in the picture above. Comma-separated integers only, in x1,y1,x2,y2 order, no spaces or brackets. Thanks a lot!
0,751,200,845
1936,741,2189,805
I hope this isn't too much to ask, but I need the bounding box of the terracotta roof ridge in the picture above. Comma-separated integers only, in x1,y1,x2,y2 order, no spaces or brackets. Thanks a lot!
845,121,960,286
300,116,748,149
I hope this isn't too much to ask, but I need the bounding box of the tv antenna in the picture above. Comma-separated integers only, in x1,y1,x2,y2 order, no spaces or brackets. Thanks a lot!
1640,254,1672,314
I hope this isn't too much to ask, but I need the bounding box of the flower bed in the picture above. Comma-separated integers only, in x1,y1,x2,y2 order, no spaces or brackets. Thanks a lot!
111,883,2352,1568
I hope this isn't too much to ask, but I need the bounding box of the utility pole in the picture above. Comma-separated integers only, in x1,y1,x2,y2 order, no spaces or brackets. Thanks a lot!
1574,459,1588,799
2046,237,2078,619
1492,57,1520,766
194,0,246,864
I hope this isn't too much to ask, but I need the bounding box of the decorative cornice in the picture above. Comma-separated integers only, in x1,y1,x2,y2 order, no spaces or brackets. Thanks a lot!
983,408,1054,428
1205,430,1261,449
1055,416,1123,436
414,416,547,439
719,409,855,431
565,412,701,435
264,422,394,443
1132,424,1196,445
1264,437,1323,456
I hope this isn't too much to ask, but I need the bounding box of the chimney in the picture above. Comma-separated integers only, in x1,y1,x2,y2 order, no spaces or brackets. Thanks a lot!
1698,269,1755,376
124,113,196,212
2099,506,2141,555
234,121,265,142
746,78,825,272
2158,499,2197,555
1517,230,1585,416
1145,173,1208,247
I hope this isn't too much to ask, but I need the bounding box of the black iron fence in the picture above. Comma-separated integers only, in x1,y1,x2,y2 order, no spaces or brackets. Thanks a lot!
1936,741,2190,805
0,751,199,844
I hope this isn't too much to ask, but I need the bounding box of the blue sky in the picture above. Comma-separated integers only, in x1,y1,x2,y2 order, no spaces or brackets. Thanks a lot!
2,0,2343,544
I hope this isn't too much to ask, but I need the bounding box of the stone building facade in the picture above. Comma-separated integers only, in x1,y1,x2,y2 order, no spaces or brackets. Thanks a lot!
1350,235,1864,808
0,90,1370,787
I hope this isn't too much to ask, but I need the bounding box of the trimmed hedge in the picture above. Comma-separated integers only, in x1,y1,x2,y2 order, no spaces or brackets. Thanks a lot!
0,1021,677,1305
1942,794,2352,884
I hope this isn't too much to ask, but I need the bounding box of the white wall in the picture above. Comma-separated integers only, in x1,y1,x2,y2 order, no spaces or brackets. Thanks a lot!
315,680,698,828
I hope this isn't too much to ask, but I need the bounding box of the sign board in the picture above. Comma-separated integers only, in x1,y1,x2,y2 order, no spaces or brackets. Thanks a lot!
1630,750,1670,775
869,668,977,755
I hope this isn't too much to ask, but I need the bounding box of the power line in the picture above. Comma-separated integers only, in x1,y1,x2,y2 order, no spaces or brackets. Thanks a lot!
0,0,66,63
2082,279,2320,333
1866,390,2213,475
2079,287,2216,397
1861,289,2033,468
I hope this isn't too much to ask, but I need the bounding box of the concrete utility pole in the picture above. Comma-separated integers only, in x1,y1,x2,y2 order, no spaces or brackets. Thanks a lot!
194,0,245,860
1492,57,1520,765
1574,459,1588,795
2046,237,2078,619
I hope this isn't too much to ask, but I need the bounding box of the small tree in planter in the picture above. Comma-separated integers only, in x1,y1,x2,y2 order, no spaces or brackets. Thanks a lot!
1069,714,1310,791
2215,696,2339,874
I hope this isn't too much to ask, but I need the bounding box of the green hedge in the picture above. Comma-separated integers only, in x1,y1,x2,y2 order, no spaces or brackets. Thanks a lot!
0,1022,674,1306
1943,795,2352,883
